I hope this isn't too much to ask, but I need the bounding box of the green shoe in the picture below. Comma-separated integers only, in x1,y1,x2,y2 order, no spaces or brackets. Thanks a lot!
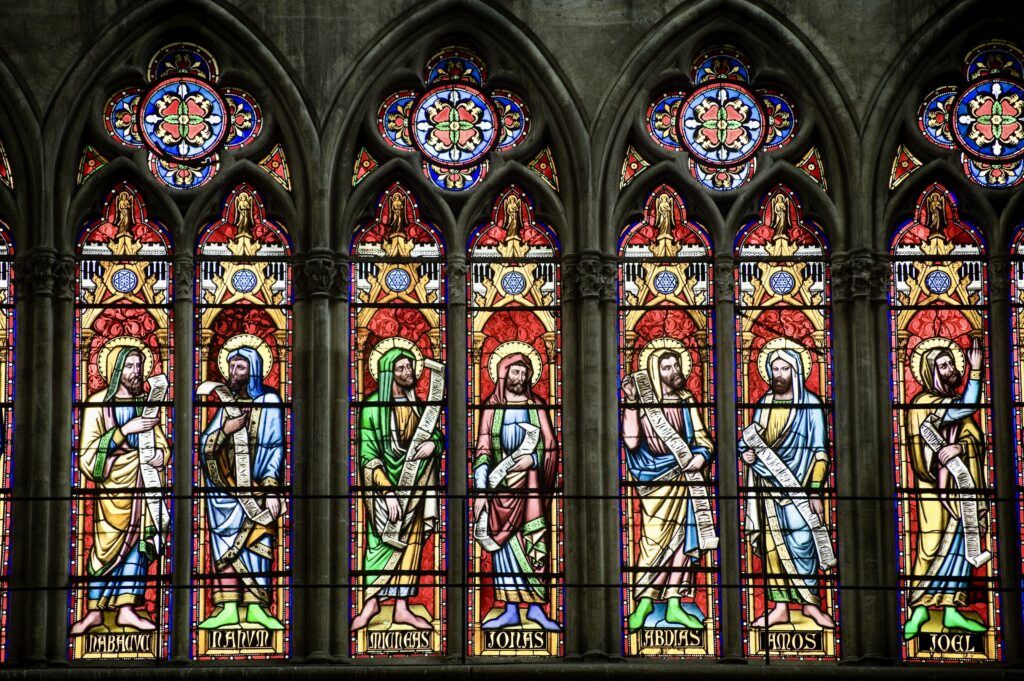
199,602,240,630
903,605,930,640
627,597,654,631
665,598,703,630
246,603,285,630
943,607,986,633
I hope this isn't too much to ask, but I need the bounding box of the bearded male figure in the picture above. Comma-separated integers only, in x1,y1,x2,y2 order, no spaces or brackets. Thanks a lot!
351,346,443,632
473,350,560,631
739,347,835,629
71,345,168,635
621,349,714,631
903,338,987,639
198,345,285,631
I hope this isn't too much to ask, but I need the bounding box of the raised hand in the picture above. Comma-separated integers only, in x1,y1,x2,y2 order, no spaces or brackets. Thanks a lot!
223,410,249,436
968,338,982,370
121,416,159,436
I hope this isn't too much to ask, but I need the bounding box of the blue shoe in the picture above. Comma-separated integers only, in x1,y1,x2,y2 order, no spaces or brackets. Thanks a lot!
526,604,561,632
482,604,521,629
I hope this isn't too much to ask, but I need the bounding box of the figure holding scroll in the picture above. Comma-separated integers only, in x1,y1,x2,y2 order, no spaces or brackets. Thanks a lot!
71,339,169,635
738,341,835,629
198,336,285,631
621,341,714,631
351,340,443,632
472,342,561,631
902,337,987,639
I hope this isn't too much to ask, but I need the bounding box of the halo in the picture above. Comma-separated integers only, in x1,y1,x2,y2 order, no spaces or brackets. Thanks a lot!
488,340,543,386
218,333,274,380
910,336,966,387
368,337,425,382
757,337,813,383
97,336,154,384
637,337,692,380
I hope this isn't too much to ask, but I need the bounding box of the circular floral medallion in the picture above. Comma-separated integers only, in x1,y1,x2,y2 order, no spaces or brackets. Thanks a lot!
104,88,144,148
964,41,1024,82
148,151,219,190
385,268,412,292
148,42,219,82
918,86,958,149
222,89,263,149
769,270,796,295
760,90,797,150
492,90,530,151
422,160,488,192
501,271,528,295
961,152,1024,188
377,90,418,151
653,270,680,294
952,79,1024,162
688,157,756,191
412,84,497,167
111,268,139,293
679,82,766,165
646,92,686,150
139,77,227,162
232,268,259,293
691,47,751,84
925,270,952,294
425,46,487,86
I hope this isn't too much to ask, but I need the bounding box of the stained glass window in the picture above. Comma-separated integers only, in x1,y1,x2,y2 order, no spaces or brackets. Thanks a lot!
1011,222,1024,636
467,185,563,656
617,185,720,658
348,183,448,656
68,183,174,660
0,221,13,660
192,184,292,659
888,184,1000,662
734,186,841,659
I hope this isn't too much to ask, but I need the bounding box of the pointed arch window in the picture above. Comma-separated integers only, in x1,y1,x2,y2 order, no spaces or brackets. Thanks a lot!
617,185,721,658
348,182,449,656
1010,222,1024,635
68,183,174,660
193,184,293,659
0,221,13,661
467,185,563,656
887,184,1000,662
734,186,841,660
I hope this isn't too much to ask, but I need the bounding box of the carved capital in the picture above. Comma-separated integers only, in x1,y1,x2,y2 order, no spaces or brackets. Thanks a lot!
447,257,467,306
173,256,194,301
714,255,734,304
833,250,888,302
331,254,350,300
295,251,335,300
572,253,616,301
21,248,74,299
990,255,1009,303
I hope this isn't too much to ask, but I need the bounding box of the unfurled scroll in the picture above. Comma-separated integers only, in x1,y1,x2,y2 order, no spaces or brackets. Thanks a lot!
380,358,446,549
630,370,719,551
473,422,541,552
742,423,836,569
197,381,274,526
919,415,992,568
138,374,169,553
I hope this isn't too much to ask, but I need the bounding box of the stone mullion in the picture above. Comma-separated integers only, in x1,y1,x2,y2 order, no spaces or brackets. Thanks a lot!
713,253,742,662
986,255,1021,663
295,250,334,661
446,255,467,661
330,255,349,660
599,255,620,658
170,255,194,663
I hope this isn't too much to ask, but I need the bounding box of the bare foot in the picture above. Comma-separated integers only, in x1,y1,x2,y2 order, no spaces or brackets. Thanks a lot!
116,606,156,632
394,600,433,630
802,604,835,629
351,597,380,631
751,603,790,628
70,610,104,636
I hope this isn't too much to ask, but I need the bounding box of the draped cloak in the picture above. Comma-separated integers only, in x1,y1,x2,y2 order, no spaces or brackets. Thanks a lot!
78,347,169,609
474,353,558,603
358,347,443,600
199,347,284,606
739,348,828,605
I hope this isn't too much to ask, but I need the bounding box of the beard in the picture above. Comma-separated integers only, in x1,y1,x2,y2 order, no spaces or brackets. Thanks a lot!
229,373,249,396
661,373,684,393
394,374,415,391
506,376,527,395
940,370,961,394
771,377,792,394
121,374,144,396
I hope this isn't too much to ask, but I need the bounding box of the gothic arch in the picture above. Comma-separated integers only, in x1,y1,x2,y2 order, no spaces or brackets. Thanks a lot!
322,0,588,255
594,0,856,253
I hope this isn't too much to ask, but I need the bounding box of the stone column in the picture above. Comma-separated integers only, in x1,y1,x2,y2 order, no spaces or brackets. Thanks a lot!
987,254,1021,663
294,250,335,662
446,254,467,661
170,255,194,663
330,254,349,661
713,253,743,663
